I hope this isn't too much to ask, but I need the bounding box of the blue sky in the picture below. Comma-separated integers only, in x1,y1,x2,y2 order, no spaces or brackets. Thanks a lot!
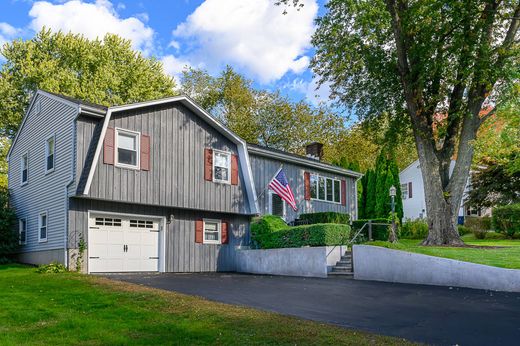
0,0,331,105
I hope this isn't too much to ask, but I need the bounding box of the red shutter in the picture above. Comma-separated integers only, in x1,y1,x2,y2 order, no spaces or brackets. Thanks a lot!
221,221,229,244
103,127,115,165
204,148,213,181
341,179,347,206
195,219,203,243
304,172,311,200
408,182,413,198
231,154,239,185
140,134,150,171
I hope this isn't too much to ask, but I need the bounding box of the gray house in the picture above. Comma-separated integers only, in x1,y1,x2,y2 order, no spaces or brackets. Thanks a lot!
7,90,361,273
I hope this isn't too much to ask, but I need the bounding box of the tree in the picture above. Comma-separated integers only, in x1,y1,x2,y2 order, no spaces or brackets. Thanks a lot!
0,187,18,261
0,29,176,139
280,0,520,245
365,169,377,218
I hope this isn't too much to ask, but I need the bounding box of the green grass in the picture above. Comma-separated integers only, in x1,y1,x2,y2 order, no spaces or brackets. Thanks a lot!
368,233,520,269
0,264,414,345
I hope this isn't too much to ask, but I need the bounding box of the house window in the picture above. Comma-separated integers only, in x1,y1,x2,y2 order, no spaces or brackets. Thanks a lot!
213,150,231,183
311,174,341,203
21,153,28,185
38,212,47,242
116,129,140,169
401,183,408,200
95,217,122,227
270,192,285,218
45,135,55,173
129,219,154,228
19,219,27,245
203,220,221,244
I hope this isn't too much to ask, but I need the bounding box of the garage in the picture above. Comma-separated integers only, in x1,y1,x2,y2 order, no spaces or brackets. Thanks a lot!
88,214,162,273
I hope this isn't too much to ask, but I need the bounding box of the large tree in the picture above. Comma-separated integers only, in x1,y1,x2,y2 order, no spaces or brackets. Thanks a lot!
0,29,176,139
280,0,520,245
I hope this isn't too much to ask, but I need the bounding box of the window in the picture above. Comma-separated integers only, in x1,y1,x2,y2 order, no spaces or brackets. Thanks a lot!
45,135,55,173
116,129,140,169
38,212,47,242
213,150,231,183
270,192,285,218
95,217,122,227
401,183,408,200
203,220,221,244
130,219,154,228
311,174,341,203
19,219,27,245
34,100,41,114
21,153,28,185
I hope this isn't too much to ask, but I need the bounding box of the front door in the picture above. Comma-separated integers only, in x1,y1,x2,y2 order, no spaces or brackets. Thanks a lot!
269,192,286,219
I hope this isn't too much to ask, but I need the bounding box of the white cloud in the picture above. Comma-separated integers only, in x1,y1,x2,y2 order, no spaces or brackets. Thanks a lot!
172,0,318,83
161,55,193,82
284,77,332,106
28,0,155,54
0,22,21,47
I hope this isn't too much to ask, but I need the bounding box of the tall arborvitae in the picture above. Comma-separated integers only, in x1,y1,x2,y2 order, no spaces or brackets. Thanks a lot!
365,169,377,218
358,173,368,219
374,154,388,218
388,157,404,221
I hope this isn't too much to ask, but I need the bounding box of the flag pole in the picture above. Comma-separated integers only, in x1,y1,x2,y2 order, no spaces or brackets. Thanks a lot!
255,164,283,202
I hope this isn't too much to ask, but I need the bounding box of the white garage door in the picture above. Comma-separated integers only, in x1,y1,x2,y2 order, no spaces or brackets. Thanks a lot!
88,215,160,273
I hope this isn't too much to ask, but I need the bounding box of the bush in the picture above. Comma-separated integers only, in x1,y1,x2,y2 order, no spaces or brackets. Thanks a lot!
472,229,487,239
0,187,18,261
465,216,492,231
251,215,350,249
36,262,67,274
256,223,351,249
457,225,471,236
299,212,350,225
493,204,520,237
351,218,388,241
400,219,429,239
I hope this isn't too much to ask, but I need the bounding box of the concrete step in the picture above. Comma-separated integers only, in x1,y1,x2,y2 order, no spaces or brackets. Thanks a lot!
334,264,352,270
332,266,353,272
328,271,354,278
336,260,352,265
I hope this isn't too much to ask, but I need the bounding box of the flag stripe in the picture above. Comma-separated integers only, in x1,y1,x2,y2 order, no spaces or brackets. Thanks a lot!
268,169,297,211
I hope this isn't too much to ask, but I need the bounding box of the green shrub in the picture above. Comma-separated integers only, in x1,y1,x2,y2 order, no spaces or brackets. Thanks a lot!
472,229,487,239
457,225,471,236
400,219,428,239
36,262,67,274
484,231,506,240
351,218,388,240
299,212,350,225
465,216,492,231
0,187,18,260
257,223,351,249
493,204,520,237
250,215,287,248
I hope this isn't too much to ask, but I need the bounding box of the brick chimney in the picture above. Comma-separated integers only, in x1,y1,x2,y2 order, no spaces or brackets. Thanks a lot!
305,142,324,161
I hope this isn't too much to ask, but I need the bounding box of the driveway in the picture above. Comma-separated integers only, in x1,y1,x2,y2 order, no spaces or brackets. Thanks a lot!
107,273,520,345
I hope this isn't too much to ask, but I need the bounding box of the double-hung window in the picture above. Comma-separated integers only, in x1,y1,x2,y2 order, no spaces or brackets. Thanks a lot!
19,219,27,245
38,212,47,242
21,153,28,185
116,128,140,169
310,174,341,203
45,135,55,173
401,183,408,200
203,219,221,244
213,150,231,183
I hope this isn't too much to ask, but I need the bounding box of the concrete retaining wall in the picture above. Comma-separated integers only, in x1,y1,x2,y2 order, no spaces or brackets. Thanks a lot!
236,246,348,278
18,248,65,266
353,245,520,292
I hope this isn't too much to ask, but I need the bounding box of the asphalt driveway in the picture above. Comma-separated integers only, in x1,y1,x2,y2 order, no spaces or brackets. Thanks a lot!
107,273,520,345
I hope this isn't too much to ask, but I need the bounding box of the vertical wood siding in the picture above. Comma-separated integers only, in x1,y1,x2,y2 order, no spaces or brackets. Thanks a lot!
249,154,358,221
81,103,248,214
8,94,78,253
68,198,249,272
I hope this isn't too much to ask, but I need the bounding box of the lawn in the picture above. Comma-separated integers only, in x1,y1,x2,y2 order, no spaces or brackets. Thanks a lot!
368,234,520,269
0,265,413,346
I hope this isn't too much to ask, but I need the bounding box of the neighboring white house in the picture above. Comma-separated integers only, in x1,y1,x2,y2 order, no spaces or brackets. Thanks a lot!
399,159,489,223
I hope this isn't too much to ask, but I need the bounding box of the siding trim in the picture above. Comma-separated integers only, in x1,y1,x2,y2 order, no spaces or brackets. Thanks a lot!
81,95,259,214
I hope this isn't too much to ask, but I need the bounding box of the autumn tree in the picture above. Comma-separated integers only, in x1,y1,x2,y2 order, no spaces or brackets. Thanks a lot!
0,29,176,139
280,0,520,245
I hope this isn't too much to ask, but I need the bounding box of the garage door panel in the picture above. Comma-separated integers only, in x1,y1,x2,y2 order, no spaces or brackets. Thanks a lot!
88,214,160,273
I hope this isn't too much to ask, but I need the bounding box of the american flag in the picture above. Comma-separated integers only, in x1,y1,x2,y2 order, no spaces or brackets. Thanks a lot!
268,168,298,211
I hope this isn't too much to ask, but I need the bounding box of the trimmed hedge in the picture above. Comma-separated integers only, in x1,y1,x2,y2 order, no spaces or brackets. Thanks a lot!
400,219,428,239
457,225,472,236
465,216,492,231
351,218,389,241
251,215,351,249
493,204,520,237
298,212,350,225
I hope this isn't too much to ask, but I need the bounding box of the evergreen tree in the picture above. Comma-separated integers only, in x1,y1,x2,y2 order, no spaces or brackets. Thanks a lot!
388,157,404,221
358,173,368,219
374,154,388,218
365,169,377,218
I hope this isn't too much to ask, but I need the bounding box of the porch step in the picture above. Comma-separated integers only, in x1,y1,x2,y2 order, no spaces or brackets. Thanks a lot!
328,271,354,278
329,250,354,278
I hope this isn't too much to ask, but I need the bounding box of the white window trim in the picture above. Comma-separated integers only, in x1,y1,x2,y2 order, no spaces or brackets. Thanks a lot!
401,183,408,200
269,191,287,220
203,218,222,244
45,134,56,174
212,149,231,184
115,127,141,170
310,174,342,204
19,218,27,245
38,211,48,243
20,152,28,186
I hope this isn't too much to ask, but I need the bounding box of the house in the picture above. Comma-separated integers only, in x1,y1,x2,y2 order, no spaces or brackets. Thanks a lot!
399,159,491,223
7,90,361,273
